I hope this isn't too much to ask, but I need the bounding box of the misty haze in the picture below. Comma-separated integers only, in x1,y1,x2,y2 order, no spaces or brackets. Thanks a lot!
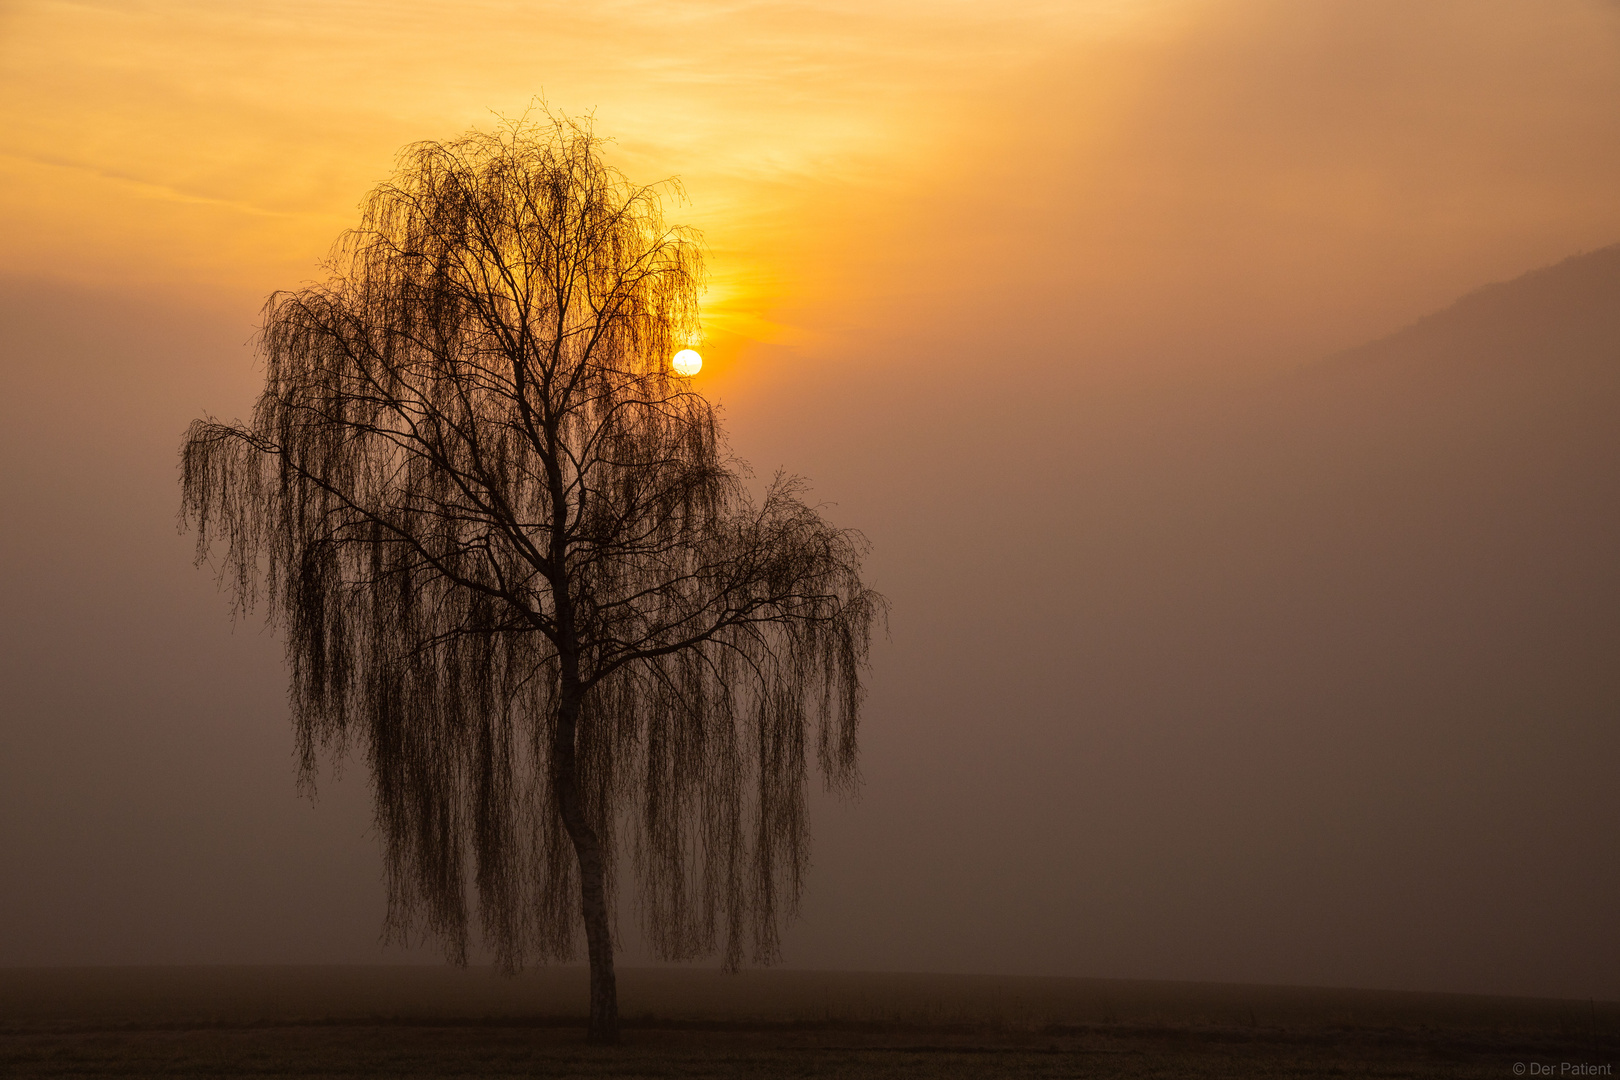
2,0,1618,1076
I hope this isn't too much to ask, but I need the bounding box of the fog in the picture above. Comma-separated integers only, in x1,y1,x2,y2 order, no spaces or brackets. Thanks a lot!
746,247,1620,998
2,0,1618,1000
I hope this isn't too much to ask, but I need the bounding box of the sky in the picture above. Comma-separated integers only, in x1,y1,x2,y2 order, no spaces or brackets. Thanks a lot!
7,0,1620,363
2,0,1619,999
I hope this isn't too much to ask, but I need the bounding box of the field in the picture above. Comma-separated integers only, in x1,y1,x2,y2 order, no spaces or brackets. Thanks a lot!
1,966,1614,1078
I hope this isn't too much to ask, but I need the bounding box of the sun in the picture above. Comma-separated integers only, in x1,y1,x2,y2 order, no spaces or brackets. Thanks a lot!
671,349,703,376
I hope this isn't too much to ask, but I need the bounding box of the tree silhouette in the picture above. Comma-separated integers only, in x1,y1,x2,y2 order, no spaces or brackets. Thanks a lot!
180,116,880,1042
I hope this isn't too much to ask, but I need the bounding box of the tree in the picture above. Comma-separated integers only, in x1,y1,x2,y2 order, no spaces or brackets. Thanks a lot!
180,116,880,1043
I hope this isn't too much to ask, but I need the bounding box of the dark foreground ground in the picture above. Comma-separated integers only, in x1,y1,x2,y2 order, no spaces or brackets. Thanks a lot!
1,966,1614,1078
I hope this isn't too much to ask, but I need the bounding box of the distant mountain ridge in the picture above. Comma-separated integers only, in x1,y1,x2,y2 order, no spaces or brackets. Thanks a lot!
1318,241,1620,384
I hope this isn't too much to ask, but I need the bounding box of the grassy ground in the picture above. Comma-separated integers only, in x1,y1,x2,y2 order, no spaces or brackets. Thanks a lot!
1,967,1614,1078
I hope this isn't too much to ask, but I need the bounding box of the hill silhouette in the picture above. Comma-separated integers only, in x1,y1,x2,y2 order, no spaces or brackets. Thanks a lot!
1325,243,1620,383
1279,242,1620,490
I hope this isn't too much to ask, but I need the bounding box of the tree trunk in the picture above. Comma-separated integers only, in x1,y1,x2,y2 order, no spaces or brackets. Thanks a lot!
552,690,619,1043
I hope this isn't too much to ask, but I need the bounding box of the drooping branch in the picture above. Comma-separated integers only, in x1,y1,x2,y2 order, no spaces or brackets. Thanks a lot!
180,113,881,981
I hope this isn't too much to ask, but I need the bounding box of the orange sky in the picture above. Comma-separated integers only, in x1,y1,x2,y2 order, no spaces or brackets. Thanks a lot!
0,1,1137,342
5,0,1618,382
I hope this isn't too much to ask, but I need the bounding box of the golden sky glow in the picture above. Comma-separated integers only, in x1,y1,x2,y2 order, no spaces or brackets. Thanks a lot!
3,0,1619,376
0,1,1154,348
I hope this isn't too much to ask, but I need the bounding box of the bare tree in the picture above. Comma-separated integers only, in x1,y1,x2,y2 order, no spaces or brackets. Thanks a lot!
180,115,880,1043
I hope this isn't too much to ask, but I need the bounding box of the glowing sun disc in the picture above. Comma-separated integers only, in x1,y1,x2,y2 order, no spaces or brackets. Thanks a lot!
671,349,703,376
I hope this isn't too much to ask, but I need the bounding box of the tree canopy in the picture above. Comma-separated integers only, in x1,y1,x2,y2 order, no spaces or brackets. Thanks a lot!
180,116,880,1040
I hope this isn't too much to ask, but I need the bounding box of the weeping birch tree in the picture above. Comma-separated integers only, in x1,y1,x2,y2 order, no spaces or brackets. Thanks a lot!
179,116,880,1043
